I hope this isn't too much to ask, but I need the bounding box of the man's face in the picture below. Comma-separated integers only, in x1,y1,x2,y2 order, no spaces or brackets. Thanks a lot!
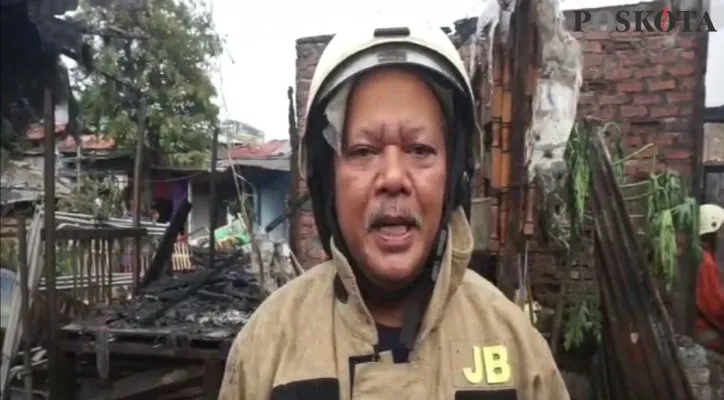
334,68,447,291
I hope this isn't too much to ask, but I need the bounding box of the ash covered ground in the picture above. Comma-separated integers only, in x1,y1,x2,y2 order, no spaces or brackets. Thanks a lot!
96,253,264,336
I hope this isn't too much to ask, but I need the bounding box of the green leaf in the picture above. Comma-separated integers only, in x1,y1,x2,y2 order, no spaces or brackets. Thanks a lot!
72,0,220,164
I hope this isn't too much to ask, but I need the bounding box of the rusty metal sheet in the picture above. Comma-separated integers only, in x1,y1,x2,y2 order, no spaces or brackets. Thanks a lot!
588,132,696,400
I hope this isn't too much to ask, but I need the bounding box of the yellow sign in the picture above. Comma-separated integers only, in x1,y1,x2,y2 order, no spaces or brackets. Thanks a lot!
461,345,512,385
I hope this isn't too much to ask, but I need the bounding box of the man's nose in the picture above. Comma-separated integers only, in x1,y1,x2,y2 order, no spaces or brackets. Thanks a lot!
374,147,410,195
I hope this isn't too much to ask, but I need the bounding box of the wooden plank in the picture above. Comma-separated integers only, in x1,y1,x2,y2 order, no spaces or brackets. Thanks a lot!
172,242,193,272
60,323,236,343
141,201,192,288
202,359,225,400
61,340,227,361
0,211,43,395
90,366,204,400
588,131,695,400
42,227,146,241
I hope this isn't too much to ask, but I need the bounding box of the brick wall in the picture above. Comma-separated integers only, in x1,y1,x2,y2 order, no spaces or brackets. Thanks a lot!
530,4,705,307
293,34,335,267
291,4,705,275
570,7,699,181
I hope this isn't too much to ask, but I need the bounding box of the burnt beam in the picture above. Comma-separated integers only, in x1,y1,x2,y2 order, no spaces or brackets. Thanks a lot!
89,366,204,400
140,201,192,288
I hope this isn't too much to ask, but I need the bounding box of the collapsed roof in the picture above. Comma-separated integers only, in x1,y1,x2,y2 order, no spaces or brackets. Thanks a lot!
0,0,91,151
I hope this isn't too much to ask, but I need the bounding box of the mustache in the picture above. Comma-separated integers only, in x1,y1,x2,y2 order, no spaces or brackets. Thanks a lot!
365,205,423,232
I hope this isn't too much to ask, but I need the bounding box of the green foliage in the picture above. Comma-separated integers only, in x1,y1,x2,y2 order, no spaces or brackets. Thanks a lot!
560,120,698,352
563,295,602,351
0,239,74,275
71,0,222,167
56,246,75,276
644,171,700,288
57,174,126,219
0,240,19,272
563,121,592,239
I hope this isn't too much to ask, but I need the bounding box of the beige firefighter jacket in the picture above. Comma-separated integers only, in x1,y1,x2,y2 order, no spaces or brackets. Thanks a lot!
219,208,570,400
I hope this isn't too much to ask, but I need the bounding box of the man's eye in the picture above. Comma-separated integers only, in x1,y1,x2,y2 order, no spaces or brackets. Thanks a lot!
348,147,376,158
408,145,435,157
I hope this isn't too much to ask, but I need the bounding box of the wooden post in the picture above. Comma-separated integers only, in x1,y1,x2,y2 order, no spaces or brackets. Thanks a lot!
208,126,220,266
17,216,32,400
202,360,224,400
132,97,146,292
42,83,59,399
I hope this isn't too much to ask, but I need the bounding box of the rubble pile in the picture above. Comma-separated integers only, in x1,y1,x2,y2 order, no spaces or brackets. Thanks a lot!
100,249,264,334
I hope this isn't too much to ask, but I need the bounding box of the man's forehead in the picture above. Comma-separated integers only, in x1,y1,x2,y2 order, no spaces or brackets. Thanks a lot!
349,70,444,117
352,67,433,94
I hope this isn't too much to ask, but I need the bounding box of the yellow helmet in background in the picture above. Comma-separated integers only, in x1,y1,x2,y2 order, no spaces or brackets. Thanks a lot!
699,204,724,235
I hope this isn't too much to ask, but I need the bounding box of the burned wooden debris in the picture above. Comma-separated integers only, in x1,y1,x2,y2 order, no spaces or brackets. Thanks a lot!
588,131,696,400
141,201,192,289
95,249,263,334
88,365,205,400
52,246,267,400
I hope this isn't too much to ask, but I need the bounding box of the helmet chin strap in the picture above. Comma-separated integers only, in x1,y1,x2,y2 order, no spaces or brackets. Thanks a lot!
327,189,451,350
332,225,448,304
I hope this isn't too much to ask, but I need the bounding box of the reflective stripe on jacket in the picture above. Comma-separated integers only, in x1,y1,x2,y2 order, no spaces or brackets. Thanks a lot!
219,208,569,400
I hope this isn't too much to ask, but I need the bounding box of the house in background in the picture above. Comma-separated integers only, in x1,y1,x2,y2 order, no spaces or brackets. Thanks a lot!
1,123,130,220
221,139,292,242
703,105,724,206
220,120,265,146
153,139,292,243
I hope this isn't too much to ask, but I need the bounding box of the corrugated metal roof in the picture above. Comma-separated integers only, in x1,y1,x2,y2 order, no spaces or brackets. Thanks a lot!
58,134,116,152
225,139,291,159
704,106,724,123
24,123,68,140
0,159,72,205
219,158,290,172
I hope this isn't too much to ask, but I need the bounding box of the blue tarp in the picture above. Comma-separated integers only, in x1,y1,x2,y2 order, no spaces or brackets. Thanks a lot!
0,269,17,329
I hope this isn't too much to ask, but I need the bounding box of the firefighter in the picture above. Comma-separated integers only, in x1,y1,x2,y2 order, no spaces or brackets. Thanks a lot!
694,204,724,353
219,22,569,399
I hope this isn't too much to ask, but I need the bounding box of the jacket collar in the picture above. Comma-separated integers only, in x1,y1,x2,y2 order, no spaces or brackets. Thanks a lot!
330,207,474,344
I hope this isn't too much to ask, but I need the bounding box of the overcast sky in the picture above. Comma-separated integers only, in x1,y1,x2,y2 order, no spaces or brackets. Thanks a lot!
208,0,621,139
205,0,722,139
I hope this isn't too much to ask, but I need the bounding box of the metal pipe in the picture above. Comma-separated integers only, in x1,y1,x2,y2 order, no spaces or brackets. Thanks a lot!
17,216,32,400
248,180,261,228
51,218,166,235
231,168,258,230
55,211,170,227
132,97,146,292
42,84,58,399
208,126,220,267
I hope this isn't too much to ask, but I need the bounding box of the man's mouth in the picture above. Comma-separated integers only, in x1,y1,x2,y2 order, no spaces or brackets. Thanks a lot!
370,217,417,236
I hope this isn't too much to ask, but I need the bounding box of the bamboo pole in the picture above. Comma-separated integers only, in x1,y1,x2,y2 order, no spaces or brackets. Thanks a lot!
42,83,59,398
18,217,32,400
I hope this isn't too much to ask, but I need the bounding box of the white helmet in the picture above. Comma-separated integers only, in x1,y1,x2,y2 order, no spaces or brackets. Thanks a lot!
299,21,478,259
299,21,476,179
300,21,479,304
699,204,724,235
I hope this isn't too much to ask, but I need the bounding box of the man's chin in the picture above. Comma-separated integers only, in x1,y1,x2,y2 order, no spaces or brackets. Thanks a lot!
365,255,425,287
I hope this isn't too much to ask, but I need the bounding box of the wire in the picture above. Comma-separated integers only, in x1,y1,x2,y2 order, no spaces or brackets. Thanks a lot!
208,0,231,119
47,169,211,183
